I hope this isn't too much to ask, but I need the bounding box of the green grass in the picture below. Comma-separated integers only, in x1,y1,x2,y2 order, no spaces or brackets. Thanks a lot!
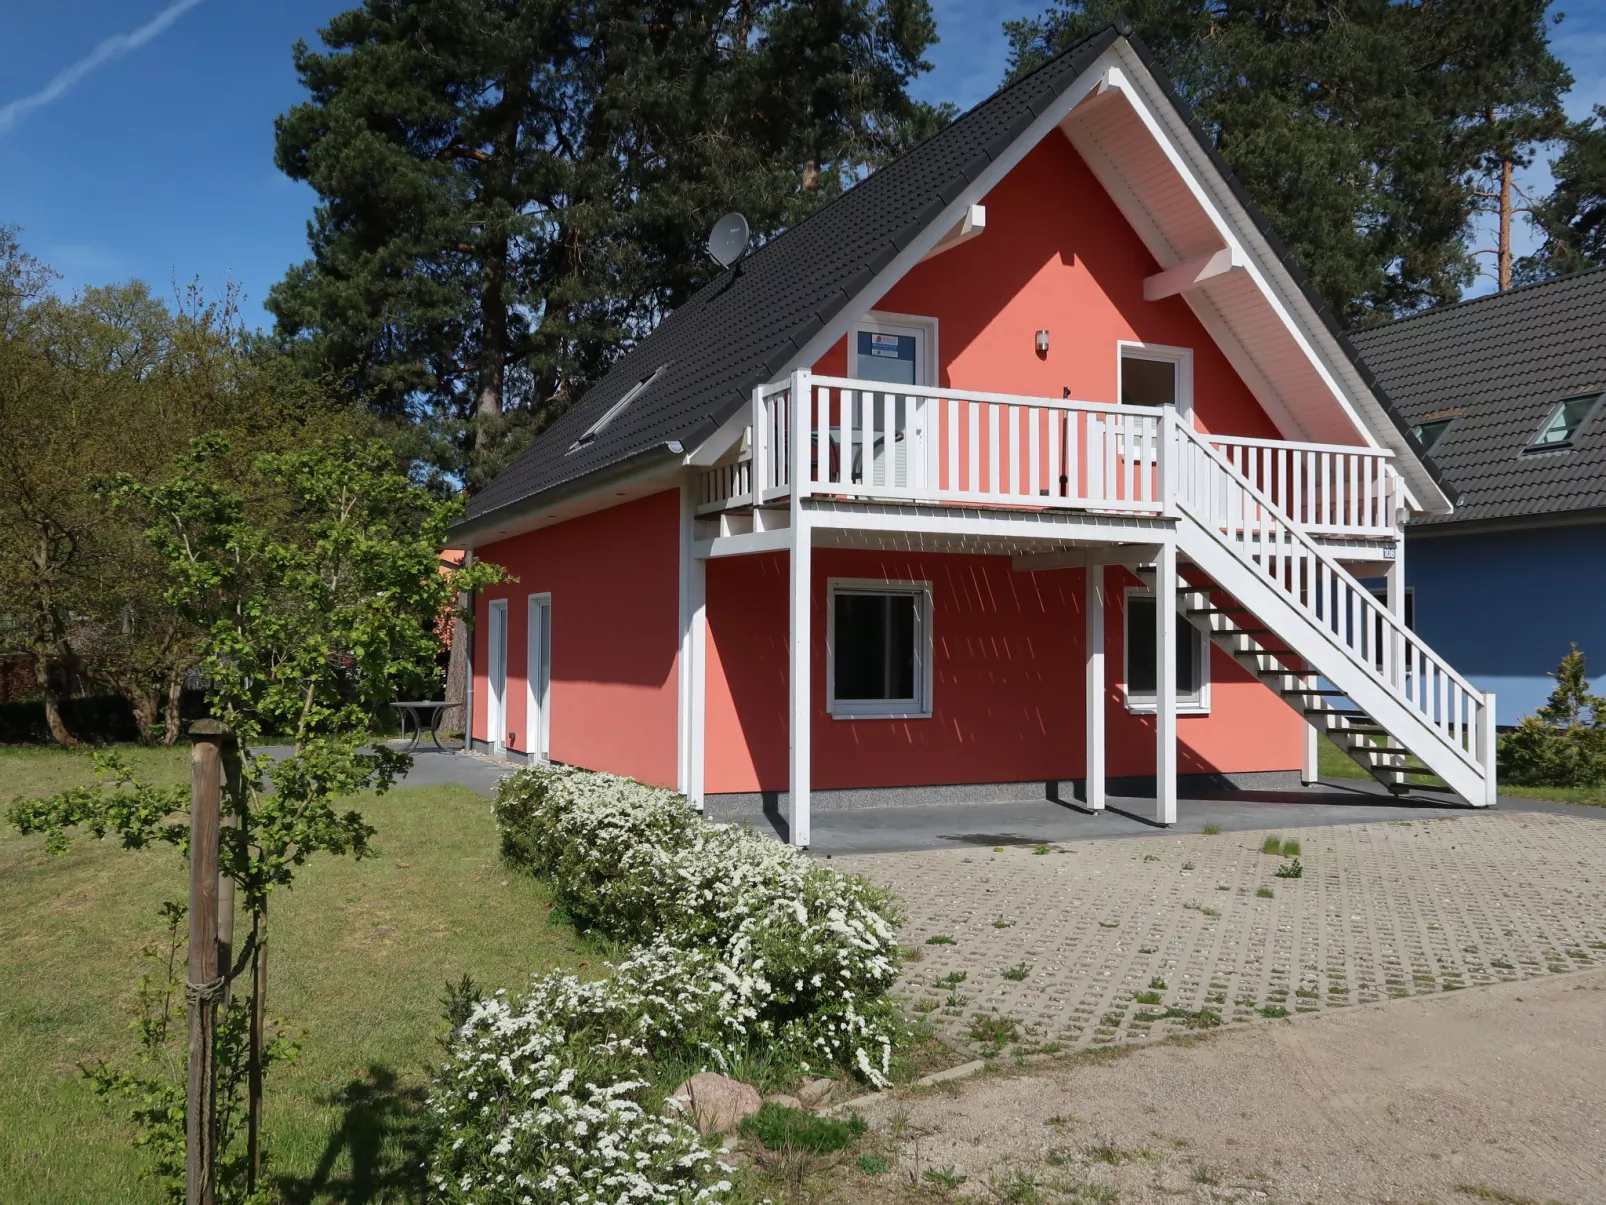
0,744,586,1205
739,1102,865,1154
1317,733,1606,806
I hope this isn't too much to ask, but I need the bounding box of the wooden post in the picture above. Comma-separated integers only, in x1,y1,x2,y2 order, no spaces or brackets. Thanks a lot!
186,719,227,1205
216,735,241,1007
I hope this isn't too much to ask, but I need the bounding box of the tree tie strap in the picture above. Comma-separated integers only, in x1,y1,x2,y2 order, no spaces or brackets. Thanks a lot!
184,976,227,1005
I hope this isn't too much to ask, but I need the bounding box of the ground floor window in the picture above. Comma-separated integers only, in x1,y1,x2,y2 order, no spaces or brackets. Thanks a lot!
1123,589,1209,713
828,579,932,718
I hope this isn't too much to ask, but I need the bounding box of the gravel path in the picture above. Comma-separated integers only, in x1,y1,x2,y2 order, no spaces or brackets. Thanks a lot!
852,966,1606,1204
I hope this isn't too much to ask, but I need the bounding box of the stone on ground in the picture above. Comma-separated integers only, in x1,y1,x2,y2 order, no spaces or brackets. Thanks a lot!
668,1072,762,1134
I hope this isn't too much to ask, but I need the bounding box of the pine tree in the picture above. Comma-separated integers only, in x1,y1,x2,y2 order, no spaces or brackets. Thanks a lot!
1518,106,1606,280
1500,645,1606,787
1005,0,1571,323
270,0,946,488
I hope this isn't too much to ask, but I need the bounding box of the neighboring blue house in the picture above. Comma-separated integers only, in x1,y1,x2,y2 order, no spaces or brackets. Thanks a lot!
1353,268,1606,726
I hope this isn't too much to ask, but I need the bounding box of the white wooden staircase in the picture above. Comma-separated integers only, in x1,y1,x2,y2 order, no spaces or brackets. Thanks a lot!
1152,423,1498,806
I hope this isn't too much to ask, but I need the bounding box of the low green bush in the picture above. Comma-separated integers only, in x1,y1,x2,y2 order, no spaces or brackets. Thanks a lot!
1500,646,1606,787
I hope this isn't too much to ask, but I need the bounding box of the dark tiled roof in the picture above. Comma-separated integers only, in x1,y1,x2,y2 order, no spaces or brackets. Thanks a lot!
1351,268,1606,528
463,21,1444,528
464,24,1125,525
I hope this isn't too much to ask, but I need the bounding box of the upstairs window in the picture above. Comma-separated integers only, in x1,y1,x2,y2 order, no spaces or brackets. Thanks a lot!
828,580,932,718
568,365,666,452
1526,392,1602,453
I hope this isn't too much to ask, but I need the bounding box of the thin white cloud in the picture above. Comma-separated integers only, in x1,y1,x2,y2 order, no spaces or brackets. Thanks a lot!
0,0,207,136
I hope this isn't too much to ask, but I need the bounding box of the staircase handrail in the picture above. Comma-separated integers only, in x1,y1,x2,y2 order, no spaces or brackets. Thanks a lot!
1170,417,1485,765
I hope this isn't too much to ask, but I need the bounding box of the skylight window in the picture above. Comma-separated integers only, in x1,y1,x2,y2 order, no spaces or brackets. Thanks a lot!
1526,392,1602,453
568,365,666,453
1412,417,1454,452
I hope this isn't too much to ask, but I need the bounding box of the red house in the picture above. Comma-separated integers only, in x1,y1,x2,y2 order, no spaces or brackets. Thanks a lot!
451,23,1497,845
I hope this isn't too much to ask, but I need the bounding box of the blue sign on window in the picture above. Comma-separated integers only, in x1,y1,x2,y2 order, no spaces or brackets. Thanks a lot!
857,330,917,385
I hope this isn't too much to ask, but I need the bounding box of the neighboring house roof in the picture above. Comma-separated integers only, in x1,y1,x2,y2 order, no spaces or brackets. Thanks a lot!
1351,267,1606,529
461,20,1446,535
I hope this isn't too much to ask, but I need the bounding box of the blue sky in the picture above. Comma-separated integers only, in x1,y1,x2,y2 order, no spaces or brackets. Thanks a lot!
1,0,1603,328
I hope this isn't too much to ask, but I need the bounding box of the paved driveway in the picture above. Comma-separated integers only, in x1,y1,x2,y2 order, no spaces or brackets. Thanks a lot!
838,811,1606,1057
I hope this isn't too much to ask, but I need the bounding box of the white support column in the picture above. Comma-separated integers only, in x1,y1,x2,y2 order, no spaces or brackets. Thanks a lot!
687,553,707,811
1479,691,1498,806
1301,708,1320,786
1155,541,1178,825
788,368,812,848
1085,565,1106,811
677,484,694,796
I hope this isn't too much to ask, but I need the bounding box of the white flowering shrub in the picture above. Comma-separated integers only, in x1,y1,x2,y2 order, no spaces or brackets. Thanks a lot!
493,764,903,1078
426,766,907,1203
428,949,742,1205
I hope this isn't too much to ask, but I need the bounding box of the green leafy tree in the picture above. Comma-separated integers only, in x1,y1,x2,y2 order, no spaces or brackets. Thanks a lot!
1005,0,1572,322
1519,106,1606,279
269,0,948,489
1500,645,1606,787
10,434,504,1198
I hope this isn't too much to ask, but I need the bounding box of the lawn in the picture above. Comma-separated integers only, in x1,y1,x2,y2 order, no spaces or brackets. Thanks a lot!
1317,732,1606,806
0,744,585,1205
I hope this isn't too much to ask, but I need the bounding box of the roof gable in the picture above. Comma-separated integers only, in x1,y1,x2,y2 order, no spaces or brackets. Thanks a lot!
1350,267,1606,527
462,21,1450,536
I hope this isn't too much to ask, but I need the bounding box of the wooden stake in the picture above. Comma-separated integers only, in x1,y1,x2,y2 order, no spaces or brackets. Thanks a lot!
186,719,228,1205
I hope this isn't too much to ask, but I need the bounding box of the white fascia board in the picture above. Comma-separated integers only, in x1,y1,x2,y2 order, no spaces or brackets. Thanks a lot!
1103,43,1451,514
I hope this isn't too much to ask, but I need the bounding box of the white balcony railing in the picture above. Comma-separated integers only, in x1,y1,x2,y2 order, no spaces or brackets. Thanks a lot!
697,372,1401,540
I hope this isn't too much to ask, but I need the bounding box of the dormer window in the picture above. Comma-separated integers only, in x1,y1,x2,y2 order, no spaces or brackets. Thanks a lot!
568,366,666,453
1525,392,1601,453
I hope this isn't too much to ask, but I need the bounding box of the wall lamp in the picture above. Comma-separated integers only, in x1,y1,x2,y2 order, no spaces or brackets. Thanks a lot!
1035,329,1050,357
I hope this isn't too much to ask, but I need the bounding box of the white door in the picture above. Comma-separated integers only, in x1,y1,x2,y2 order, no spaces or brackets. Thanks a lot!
487,599,508,755
526,594,552,761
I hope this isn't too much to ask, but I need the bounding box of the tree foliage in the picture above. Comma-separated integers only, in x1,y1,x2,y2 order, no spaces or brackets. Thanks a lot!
1005,0,1572,323
9,433,504,1198
0,230,368,746
1521,106,1606,279
269,0,948,488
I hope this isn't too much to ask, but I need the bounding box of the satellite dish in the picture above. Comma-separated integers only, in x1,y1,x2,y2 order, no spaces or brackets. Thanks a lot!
707,212,750,269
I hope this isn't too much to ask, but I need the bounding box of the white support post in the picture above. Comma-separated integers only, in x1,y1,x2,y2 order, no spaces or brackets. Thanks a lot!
1085,565,1106,811
1301,707,1320,786
750,383,767,497
1479,691,1498,806
788,368,812,847
1159,404,1177,518
1155,540,1178,825
688,554,707,811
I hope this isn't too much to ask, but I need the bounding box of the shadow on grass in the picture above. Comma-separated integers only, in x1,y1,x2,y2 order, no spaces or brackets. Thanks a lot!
278,1065,430,1205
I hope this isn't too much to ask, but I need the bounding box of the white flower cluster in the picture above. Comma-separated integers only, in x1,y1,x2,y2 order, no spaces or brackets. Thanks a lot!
425,765,905,1203
492,764,903,1077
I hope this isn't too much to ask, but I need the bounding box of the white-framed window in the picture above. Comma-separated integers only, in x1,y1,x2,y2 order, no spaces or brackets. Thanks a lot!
827,578,933,719
1117,341,1193,424
1122,588,1210,714
525,592,552,762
